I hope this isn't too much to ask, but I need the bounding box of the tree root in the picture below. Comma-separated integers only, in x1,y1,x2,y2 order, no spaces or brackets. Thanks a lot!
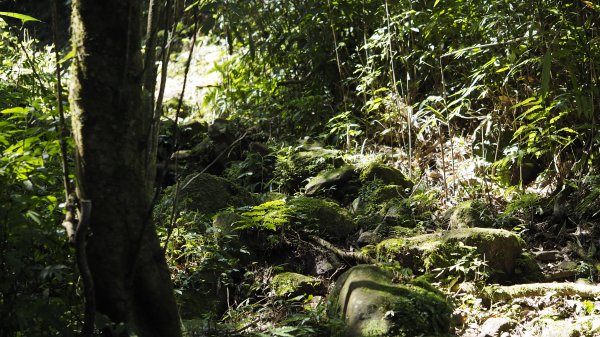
308,235,375,265
482,282,600,302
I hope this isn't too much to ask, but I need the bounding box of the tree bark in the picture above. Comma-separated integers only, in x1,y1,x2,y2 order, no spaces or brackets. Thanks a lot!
70,0,182,336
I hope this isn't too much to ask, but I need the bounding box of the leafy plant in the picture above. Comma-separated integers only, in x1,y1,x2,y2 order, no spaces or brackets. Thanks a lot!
0,15,80,336
430,242,489,288
237,199,291,232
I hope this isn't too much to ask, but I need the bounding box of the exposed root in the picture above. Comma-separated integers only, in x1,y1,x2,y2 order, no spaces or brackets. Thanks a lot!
482,282,600,302
308,235,375,265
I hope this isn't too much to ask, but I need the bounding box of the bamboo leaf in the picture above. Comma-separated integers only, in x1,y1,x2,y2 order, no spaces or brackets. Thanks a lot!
512,96,541,109
541,49,552,99
59,49,75,64
0,12,41,23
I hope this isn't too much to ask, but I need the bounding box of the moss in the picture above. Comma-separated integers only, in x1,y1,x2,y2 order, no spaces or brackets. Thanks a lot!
377,228,525,281
372,185,408,203
329,265,452,337
273,146,343,193
514,252,544,282
359,162,412,188
154,173,256,225
304,165,360,204
448,200,493,229
270,272,321,298
288,196,357,240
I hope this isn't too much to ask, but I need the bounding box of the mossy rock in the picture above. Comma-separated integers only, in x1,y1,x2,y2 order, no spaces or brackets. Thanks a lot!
382,202,415,228
359,163,412,189
210,211,263,262
328,265,452,337
514,252,544,282
305,165,360,203
371,185,408,203
178,270,229,319
155,173,256,224
270,272,322,298
288,196,357,241
376,228,525,281
273,147,344,193
448,200,493,229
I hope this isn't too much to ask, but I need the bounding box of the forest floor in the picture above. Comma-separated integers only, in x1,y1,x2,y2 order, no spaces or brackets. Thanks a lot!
165,41,600,337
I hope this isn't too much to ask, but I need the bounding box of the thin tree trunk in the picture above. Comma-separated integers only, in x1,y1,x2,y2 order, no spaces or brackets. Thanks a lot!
70,0,182,336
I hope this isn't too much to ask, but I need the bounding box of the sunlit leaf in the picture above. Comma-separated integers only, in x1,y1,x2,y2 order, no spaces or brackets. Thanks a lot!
0,12,41,23
1,107,28,114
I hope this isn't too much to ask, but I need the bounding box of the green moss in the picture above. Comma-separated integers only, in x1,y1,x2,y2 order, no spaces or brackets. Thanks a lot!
372,185,408,203
273,146,343,193
288,196,357,240
359,162,412,188
329,265,452,337
448,200,493,229
270,272,320,297
514,252,544,282
154,173,256,225
377,228,525,281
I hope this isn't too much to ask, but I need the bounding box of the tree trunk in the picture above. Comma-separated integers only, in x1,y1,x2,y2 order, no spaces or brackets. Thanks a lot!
70,0,182,336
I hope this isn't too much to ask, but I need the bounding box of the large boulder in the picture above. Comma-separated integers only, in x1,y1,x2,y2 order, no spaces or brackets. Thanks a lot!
447,200,494,229
288,196,357,241
377,228,525,281
155,173,256,224
177,270,229,319
359,162,412,189
212,198,352,275
273,146,344,193
328,265,452,337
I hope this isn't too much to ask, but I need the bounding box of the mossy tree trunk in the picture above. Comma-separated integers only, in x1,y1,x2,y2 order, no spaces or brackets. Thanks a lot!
69,0,181,336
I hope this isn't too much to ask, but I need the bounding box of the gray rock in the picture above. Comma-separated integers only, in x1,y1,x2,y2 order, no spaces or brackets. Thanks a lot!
534,250,561,262
537,319,581,337
478,317,517,337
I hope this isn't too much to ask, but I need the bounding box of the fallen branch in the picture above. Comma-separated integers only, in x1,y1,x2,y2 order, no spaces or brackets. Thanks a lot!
308,235,375,265
482,282,600,302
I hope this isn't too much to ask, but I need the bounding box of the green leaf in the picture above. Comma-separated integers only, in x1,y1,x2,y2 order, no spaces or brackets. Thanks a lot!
541,49,552,99
1,107,28,114
511,96,541,109
26,210,41,225
59,49,75,64
0,12,41,23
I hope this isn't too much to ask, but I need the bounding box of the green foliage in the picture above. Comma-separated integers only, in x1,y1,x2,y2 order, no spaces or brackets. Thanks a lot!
504,192,545,225
0,17,79,336
271,145,342,193
238,199,291,232
430,242,489,288
193,0,599,191
223,148,277,192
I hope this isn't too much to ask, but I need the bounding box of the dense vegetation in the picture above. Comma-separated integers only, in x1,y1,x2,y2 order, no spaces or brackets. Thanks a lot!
1,0,599,336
